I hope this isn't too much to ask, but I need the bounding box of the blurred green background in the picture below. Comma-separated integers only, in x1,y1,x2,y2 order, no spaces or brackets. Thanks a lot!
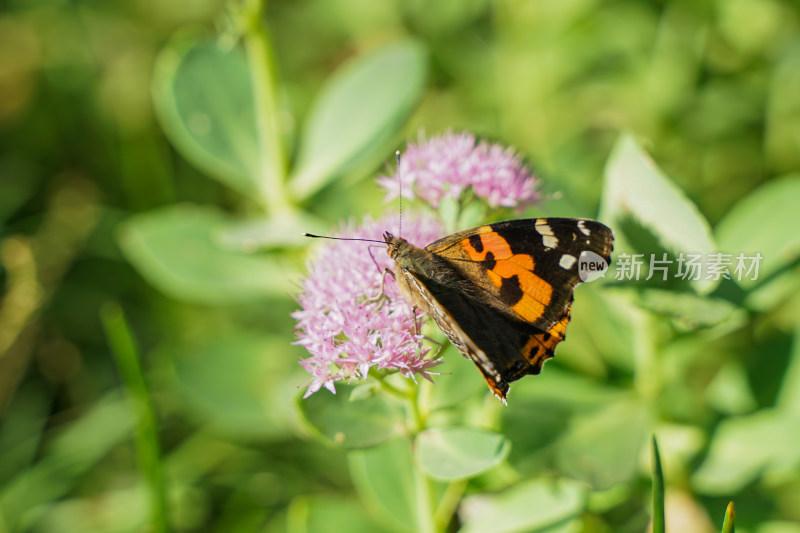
2,0,800,532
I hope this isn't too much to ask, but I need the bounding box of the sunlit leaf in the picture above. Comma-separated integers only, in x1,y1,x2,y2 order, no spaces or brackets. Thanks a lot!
458,478,586,533
416,427,509,481
118,204,291,304
693,409,800,494
297,385,402,449
633,289,747,331
600,134,716,292
152,35,260,197
216,211,328,252
287,495,393,533
290,40,428,200
164,331,300,440
715,174,800,289
348,438,418,533
556,399,649,490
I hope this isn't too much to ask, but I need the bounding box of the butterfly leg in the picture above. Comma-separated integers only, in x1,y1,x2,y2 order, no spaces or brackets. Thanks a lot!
412,306,421,335
365,268,396,306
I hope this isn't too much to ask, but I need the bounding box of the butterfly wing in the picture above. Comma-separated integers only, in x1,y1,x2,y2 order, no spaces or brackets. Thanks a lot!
389,218,613,402
425,218,613,331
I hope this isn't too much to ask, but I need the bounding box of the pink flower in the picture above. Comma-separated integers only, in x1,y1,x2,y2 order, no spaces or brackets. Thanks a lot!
377,132,540,210
293,213,444,398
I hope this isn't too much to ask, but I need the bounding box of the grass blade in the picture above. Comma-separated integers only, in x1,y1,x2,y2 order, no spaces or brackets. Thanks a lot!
721,501,735,533
651,435,665,533
101,303,168,533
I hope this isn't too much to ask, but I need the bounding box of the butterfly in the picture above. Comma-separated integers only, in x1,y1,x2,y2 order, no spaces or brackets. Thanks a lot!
384,218,613,404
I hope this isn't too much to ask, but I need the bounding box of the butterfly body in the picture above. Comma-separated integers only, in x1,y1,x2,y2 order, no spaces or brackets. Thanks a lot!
385,218,613,403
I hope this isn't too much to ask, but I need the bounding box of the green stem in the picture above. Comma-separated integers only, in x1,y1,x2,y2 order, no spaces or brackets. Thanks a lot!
433,479,467,531
101,303,168,533
412,455,437,533
241,0,291,214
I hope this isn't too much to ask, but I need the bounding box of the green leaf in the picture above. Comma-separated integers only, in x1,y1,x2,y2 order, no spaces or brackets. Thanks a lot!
296,384,402,449
216,211,327,252
633,289,747,331
428,344,486,410
415,427,509,481
715,174,800,289
693,409,800,494
556,398,649,490
152,34,260,197
287,495,393,533
600,134,716,292
458,478,586,533
558,285,641,374
349,438,417,533
705,361,758,415
777,328,800,416
290,40,428,200
0,395,134,528
164,330,300,440
118,204,290,304
651,436,665,533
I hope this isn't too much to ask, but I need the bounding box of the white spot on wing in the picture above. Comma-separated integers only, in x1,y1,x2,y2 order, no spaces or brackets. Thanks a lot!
578,220,591,236
535,223,558,249
559,254,577,269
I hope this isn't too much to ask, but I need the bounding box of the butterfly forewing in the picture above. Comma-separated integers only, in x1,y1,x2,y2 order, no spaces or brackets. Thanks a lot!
425,218,612,331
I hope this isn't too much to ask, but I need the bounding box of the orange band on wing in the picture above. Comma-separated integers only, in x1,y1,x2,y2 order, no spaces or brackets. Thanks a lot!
462,231,553,322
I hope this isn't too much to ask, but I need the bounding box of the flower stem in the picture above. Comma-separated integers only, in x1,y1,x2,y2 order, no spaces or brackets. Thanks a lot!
434,479,467,531
241,0,291,214
413,456,437,533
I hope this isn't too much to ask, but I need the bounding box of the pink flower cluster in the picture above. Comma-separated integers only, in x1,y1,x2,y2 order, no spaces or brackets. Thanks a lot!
293,214,444,398
377,132,540,210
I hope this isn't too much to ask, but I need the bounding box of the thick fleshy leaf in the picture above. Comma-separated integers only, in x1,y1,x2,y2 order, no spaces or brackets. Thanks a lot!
416,427,509,481
556,399,649,490
348,438,417,533
693,409,800,494
118,204,290,303
715,174,800,289
633,289,747,331
600,134,716,292
458,478,586,533
287,495,393,533
216,211,327,252
152,35,260,197
296,384,402,449
164,331,300,439
290,40,428,199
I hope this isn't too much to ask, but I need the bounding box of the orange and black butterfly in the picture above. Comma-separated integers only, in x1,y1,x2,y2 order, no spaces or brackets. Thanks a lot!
385,218,613,403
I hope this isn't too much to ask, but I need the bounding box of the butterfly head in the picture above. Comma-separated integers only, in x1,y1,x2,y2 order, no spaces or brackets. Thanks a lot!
383,232,407,260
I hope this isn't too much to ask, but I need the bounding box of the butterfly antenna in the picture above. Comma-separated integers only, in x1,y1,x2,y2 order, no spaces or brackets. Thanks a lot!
396,149,403,238
303,233,384,244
